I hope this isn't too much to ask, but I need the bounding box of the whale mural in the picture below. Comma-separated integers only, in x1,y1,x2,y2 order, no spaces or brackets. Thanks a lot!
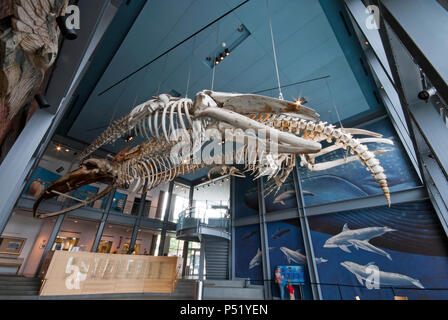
309,200,448,299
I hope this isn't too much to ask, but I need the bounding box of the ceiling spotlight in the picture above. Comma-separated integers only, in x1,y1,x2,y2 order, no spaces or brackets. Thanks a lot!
215,58,220,65
225,48,230,56
56,146,62,152
124,134,134,142
365,41,369,45
418,87,437,101
220,54,225,61
221,42,227,48
65,148,70,152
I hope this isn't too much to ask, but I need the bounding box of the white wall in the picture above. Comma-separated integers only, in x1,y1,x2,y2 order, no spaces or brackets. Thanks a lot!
1,211,43,275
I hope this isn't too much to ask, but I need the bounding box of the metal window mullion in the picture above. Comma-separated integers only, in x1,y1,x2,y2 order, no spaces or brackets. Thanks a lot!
36,214,65,276
91,188,116,252
292,166,322,300
158,181,175,256
257,178,271,299
129,183,149,253
229,176,236,280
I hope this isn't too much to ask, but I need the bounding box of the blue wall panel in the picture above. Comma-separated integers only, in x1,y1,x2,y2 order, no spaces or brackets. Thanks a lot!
308,201,448,300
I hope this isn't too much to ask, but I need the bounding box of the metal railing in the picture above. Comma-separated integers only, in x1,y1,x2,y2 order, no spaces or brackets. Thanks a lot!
245,279,448,300
176,207,231,235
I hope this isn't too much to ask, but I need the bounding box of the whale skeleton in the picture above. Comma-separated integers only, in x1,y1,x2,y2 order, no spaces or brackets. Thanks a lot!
34,90,393,218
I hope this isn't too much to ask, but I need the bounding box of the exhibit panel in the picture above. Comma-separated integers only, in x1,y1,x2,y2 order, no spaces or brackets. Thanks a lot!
39,251,181,296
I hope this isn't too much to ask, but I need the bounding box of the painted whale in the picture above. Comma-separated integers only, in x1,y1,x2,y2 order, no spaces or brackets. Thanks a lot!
324,224,395,260
280,247,328,265
340,261,424,289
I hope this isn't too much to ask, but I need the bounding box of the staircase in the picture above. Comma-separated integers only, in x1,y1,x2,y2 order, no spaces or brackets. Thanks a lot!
203,279,264,300
0,276,41,296
204,236,229,280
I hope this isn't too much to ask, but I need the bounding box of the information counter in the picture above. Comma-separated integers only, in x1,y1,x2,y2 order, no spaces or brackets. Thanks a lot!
39,251,181,296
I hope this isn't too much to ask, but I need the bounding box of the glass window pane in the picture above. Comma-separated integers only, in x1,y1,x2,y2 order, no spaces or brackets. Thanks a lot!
171,183,190,222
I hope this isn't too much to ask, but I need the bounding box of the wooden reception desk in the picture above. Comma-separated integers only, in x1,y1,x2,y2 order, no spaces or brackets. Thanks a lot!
39,251,182,296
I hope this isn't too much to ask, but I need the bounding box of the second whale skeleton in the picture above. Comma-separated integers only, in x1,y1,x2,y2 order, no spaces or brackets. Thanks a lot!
34,90,393,218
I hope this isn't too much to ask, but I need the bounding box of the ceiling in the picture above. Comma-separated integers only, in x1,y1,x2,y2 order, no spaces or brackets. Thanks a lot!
56,0,384,181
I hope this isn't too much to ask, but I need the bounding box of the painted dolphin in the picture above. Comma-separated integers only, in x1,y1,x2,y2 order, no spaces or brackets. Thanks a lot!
340,261,424,289
273,190,314,206
242,231,257,240
323,224,395,260
249,248,262,269
272,228,291,239
249,248,277,269
280,247,328,264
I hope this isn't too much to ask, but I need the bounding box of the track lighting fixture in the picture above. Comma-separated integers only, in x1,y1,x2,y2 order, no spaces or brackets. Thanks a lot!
124,134,135,143
418,87,437,101
225,48,230,56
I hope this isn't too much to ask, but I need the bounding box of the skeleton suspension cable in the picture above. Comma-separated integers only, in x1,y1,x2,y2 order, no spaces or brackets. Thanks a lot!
186,36,196,99
157,54,169,96
211,23,220,91
267,0,283,100
325,78,348,160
